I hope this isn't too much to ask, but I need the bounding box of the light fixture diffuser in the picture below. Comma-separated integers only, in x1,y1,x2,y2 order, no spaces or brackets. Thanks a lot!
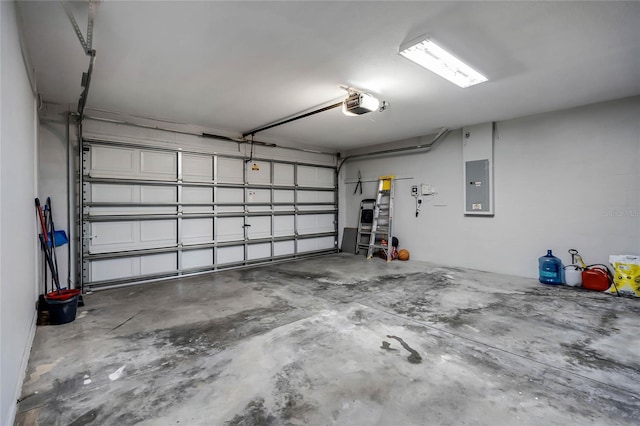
399,35,488,88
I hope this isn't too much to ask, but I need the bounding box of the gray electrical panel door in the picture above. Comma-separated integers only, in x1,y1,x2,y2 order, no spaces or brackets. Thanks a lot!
465,159,490,213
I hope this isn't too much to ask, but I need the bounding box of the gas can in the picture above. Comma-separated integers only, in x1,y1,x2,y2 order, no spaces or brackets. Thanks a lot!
582,266,611,292
539,249,563,284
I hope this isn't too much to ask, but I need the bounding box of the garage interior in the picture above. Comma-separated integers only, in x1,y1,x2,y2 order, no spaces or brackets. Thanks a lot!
1,1,639,425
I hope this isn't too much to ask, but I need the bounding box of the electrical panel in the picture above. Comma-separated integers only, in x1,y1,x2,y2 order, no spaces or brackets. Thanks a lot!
463,123,494,215
465,160,490,212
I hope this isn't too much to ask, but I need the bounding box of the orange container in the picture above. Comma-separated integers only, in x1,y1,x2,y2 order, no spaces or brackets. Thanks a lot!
582,267,610,292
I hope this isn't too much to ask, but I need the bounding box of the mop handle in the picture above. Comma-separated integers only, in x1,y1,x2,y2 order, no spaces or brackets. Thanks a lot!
35,198,48,242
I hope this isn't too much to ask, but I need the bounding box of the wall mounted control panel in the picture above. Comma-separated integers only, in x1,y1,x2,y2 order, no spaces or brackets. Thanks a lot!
462,123,494,215
411,184,437,197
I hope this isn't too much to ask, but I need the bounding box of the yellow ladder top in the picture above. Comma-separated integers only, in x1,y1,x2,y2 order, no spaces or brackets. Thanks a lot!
379,176,395,191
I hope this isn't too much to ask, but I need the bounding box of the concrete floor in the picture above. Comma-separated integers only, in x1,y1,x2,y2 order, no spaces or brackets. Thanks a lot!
15,254,640,425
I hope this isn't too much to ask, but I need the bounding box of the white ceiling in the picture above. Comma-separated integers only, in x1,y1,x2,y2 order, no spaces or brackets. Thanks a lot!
18,1,640,151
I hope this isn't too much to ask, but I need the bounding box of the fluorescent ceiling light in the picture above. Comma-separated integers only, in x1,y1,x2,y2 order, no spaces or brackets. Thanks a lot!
399,35,488,88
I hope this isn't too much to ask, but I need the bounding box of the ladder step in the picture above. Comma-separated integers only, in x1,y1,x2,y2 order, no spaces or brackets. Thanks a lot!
365,176,395,260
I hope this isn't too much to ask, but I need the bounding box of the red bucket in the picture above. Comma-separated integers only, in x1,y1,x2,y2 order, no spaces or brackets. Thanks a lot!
45,289,81,301
45,289,81,324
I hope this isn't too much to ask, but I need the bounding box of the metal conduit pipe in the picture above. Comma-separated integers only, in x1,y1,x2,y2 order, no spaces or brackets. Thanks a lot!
336,127,449,175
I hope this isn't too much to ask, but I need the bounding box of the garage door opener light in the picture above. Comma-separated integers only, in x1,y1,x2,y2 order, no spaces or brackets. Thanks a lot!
399,35,488,88
342,91,381,116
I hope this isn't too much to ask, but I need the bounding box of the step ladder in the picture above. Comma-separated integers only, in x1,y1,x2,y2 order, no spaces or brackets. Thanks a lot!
367,176,395,261
355,198,376,255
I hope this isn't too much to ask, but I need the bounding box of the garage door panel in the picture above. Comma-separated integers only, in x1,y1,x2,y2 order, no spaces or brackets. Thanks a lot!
316,168,335,187
140,151,177,180
183,154,213,182
90,222,137,251
298,236,335,253
246,161,271,184
140,220,177,244
183,187,213,213
246,189,270,203
273,190,294,203
297,190,334,204
247,189,271,212
297,165,334,187
298,214,335,235
91,146,136,176
91,258,137,282
273,163,294,185
273,216,294,237
91,184,177,204
218,157,244,183
183,187,212,203
248,243,271,260
91,184,136,202
247,216,271,240
141,253,177,275
217,217,244,242
217,246,244,265
90,220,177,253
274,240,295,256
141,186,176,203
182,218,213,245
218,188,243,204
182,249,213,269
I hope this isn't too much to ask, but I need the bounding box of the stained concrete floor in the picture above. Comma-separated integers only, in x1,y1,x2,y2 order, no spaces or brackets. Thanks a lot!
15,253,640,425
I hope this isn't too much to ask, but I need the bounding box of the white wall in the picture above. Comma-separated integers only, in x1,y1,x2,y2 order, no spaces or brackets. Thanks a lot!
0,1,39,425
340,96,640,278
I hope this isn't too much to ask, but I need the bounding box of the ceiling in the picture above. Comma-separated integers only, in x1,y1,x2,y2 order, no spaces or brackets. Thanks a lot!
17,1,640,151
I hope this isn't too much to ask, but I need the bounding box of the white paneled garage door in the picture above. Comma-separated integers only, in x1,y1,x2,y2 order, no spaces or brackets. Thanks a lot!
82,139,337,289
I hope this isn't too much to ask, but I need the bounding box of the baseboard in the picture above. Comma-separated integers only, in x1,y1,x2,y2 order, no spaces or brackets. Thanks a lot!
4,310,37,426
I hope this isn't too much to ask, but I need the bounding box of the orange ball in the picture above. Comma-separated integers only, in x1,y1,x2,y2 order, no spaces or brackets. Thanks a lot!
398,249,410,261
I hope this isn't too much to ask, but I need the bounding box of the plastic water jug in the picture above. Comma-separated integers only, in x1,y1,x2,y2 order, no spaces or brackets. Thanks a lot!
539,249,563,284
